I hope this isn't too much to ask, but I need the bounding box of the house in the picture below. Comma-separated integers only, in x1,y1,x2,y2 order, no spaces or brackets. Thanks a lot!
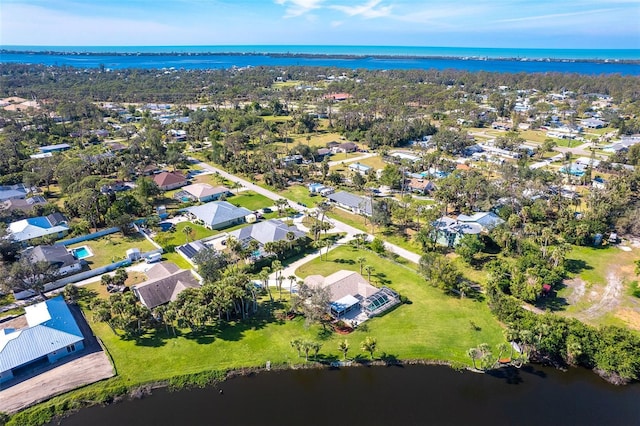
326,191,372,216
153,171,188,191
406,178,436,195
228,219,307,258
0,296,85,384
132,262,201,309
304,270,400,319
39,144,71,154
348,162,372,175
316,148,331,159
184,201,252,230
176,240,208,263
337,142,358,153
7,213,70,244
389,151,420,163
1,195,47,213
324,93,352,101
308,183,326,194
0,183,31,202
26,245,83,276
581,118,607,129
180,183,231,202
433,212,504,247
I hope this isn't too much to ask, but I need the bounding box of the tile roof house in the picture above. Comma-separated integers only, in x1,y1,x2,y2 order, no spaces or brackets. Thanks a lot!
26,245,83,276
181,183,231,202
1,195,47,213
132,262,201,309
228,219,307,258
0,296,85,384
153,171,188,191
184,201,252,230
7,213,70,244
327,191,372,216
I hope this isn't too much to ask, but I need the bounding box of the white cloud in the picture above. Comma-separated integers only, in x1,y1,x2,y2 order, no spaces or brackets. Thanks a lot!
330,0,392,19
275,0,324,18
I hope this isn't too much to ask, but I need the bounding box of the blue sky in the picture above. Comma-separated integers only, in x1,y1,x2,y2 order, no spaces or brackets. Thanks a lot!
1,0,639,48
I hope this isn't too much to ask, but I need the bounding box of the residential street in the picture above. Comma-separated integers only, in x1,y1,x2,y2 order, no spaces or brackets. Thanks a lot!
189,158,422,267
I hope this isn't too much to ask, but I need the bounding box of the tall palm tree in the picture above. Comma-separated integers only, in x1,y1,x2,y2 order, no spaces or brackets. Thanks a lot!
467,347,480,370
357,256,366,274
182,225,193,243
338,339,350,361
361,336,377,360
364,265,374,283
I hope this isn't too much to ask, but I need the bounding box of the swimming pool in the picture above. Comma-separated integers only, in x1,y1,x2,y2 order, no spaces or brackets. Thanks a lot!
71,246,93,259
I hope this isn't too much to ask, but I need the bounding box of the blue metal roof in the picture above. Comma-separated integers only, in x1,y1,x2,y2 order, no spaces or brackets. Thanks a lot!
0,296,84,373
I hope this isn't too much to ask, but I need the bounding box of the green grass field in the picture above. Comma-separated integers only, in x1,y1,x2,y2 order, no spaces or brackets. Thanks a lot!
67,233,156,268
84,244,503,388
157,221,218,248
227,191,274,211
296,246,505,361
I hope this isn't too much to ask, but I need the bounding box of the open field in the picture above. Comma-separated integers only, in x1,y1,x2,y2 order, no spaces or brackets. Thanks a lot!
227,191,273,211
67,233,156,268
156,221,217,248
296,246,505,361
552,245,640,330
79,244,504,393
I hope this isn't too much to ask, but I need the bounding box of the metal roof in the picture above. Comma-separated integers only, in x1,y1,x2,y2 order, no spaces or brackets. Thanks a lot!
0,296,83,373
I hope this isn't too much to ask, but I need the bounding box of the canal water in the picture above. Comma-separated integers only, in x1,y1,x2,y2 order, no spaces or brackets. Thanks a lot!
53,365,640,426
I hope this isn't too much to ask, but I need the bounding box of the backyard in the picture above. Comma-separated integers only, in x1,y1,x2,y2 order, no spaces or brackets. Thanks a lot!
66,233,156,268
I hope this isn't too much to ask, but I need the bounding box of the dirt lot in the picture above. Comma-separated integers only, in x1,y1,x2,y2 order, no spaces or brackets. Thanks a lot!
0,351,114,413
0,305,115,414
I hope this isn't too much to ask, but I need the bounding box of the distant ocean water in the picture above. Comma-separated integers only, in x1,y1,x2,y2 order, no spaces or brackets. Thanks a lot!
1,45,639,75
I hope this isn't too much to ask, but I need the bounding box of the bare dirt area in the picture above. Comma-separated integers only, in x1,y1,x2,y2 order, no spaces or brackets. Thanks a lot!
579,271,624,320
0,351,114,414
564,277,586,305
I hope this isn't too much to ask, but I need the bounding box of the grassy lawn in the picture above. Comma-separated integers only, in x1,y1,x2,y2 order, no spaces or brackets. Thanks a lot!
157,221,218,248
67,233,156,268
327,209,370,233
82,244,504,389
296,245,505,362
163,252,193,270
278,185,323,207
565,245,638,285
355,155,386,170
227,191,274,211
289,131,343,148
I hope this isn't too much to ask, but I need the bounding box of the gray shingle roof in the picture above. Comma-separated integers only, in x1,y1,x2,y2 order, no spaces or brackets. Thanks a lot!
133,264,201,309
185,201,252,228
28,245,79,269
327,191,372,216
0,296,84,373
229,219,306,246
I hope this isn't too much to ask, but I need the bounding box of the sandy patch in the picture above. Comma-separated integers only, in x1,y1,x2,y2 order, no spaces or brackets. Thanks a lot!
618,246,632,252
614,309,640,331
581,271,624,320
563,278,586,305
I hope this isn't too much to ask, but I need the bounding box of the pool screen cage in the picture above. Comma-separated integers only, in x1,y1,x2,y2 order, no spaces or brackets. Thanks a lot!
362,287,400,317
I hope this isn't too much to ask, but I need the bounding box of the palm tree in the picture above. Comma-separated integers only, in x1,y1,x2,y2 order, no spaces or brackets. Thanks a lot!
290,338,302,357
364,265,374,283
182,225,193,243
287,275,297,295
361,336,377,360
338,339,350,361
467,347,480,370
357,256,366,275
324,239,332,261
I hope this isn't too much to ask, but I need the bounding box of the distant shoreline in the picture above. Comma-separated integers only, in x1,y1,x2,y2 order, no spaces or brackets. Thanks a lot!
2,49,639,65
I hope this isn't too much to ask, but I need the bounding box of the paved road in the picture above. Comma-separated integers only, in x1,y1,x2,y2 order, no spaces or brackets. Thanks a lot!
190,158,421,265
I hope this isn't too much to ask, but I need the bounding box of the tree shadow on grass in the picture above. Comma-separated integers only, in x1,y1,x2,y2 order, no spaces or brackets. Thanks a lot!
380,352,402,366
131,330,169,348
315,353,339,363
565,259,592,274
332,258,355,265
374,272,392,286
